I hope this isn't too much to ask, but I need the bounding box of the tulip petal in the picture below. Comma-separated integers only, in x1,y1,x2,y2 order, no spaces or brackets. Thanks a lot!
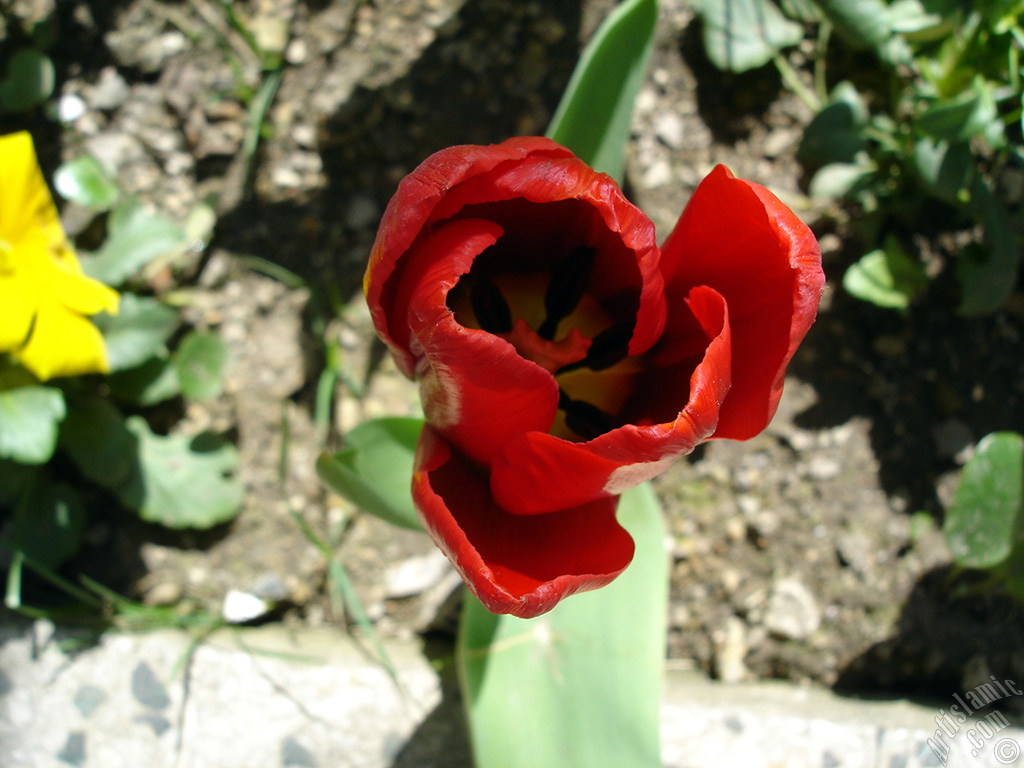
413,425,635,619
366,137,669,378
489,285,731,514
428,155,666,357
659,165,824,440
367,137,573,377
399,218,560,464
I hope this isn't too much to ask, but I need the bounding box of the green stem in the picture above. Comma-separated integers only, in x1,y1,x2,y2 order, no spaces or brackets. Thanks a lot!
774,54,821,113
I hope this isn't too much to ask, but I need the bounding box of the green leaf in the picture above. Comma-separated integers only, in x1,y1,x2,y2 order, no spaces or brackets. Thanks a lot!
0,47,55,113
316,417,424,531
944,432,1024,569
692,0,804,73
173,331,228,400
810,0,910,63
912,138,973,205
12,477,85,569
958,178,1019,315
458,483,667,768
59,397,137,489
842,237,928,309
0,386,66,464
886,0,949,39
0,460,33,507
807,159,876,199
779,0,820,23
798,81,869,166
916,79,998,144
546,0,658,181
81,199,186,286
106,355,181,406
53,155,120,210
118,417,244,529
93,294,180,372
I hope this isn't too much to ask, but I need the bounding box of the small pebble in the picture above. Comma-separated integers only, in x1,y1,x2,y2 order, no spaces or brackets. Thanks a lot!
764,577,821,640
222,589,271,623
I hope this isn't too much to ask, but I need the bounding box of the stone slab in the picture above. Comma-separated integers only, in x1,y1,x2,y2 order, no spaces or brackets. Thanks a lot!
1,614,1021,768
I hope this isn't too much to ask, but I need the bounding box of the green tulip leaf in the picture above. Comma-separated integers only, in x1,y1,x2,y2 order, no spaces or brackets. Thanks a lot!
117,416,244,529
59,397,137,490
82,199,186,286
458,482,667,768
944,432,1024,570
316,417,424,531
692,0,803,73
93,294,180,372
843,238,928,309
0,386,66,464
12,477,85,570
546,0,658,182
173,331,228,401
0,47,55,113
54,155,120,210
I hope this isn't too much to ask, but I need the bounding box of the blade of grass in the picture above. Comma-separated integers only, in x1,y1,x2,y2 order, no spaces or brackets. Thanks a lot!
4,551,24,610
0,541,102,608
315,341,342,449
279,409,404,691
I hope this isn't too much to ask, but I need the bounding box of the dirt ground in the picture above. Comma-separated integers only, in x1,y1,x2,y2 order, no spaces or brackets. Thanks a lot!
5,0,1024,701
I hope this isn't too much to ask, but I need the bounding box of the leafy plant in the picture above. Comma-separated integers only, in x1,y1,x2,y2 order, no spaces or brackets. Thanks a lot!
0,10,57,114
943,431,1024,601
2,151,239,610
693,0,1024,313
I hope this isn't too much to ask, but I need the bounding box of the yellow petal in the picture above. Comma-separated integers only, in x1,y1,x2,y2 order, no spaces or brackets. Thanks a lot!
0,132,68,254
15,296,110,380
49,253,120,316
0,265,37,351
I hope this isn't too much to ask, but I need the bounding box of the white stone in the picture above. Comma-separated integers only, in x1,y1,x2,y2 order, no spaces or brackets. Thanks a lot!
222,590,270,624
56,93,87,123
764,577,821,640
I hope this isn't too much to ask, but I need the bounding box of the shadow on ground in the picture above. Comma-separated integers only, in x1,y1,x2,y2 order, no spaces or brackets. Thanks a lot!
834,565,1024,712
214,0,585,302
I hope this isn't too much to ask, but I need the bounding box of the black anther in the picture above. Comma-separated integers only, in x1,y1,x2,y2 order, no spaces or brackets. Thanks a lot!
538,245,596,340
558,390,621,440
470,280,513,334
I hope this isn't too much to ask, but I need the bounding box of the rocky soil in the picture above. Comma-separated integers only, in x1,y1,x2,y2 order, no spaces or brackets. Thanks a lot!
4,0,1024,702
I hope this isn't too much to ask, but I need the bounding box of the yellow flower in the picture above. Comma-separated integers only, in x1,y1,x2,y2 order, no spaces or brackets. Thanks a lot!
0,131,119,380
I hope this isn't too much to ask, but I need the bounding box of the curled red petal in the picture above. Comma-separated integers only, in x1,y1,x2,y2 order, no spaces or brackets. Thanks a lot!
399,219,560,464
365,137,573,378
412,425,635,618
489,285,732,515
428,154,666,356
659,165,824,440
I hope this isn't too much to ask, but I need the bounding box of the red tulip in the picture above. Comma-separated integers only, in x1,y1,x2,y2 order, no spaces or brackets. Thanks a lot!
365,137,824,618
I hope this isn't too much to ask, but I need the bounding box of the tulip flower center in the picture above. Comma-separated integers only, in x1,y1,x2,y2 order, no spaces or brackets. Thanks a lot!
449,239,637,442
